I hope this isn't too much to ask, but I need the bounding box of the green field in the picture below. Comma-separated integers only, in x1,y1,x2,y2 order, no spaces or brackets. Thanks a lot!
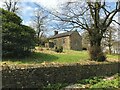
2,49,119,64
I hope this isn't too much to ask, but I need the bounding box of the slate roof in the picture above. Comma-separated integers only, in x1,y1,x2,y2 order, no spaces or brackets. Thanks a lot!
49,31,75,39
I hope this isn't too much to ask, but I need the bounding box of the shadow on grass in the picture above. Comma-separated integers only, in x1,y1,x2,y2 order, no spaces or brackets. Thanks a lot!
2,52,59,64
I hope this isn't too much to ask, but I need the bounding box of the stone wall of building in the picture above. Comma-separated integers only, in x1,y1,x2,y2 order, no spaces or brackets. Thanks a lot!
51,36,71,50
70,31,82,50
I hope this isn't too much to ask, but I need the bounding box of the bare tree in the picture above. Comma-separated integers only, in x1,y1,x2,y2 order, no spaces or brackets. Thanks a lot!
3,0,20,13
31,4,48,46
50,0,120,61
102,26,117,54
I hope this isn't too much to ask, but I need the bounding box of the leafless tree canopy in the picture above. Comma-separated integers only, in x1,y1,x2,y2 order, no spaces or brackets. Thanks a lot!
3,0,20,13
52,1,119,31
31,3,48,46
33,9,47,37
50,0,120,61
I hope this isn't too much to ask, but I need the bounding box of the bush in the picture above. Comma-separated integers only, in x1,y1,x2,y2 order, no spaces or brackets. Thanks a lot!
90,78,119,88
55,46,63,53
78,76,104,85
46,48,49,50
2,8,36,58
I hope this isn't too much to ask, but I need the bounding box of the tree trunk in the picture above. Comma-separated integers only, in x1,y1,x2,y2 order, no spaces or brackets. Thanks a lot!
37,32,40,46
108,44,112,54
89,36,106,61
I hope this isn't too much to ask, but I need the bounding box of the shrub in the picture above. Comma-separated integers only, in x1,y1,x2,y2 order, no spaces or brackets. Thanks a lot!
46,48,49,50
2,8,36,58
55,47,58,52
55,46,63,53
90,78,119,89
78,76,104,85
59,46,63,53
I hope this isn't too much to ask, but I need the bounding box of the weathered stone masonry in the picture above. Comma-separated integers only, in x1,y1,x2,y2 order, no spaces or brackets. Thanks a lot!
2,62,120,88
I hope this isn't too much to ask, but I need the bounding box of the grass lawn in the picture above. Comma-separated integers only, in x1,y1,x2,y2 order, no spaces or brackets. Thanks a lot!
2,48,119,65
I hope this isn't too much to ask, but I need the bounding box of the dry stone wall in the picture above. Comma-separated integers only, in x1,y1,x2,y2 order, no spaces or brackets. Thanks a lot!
2,62,120,88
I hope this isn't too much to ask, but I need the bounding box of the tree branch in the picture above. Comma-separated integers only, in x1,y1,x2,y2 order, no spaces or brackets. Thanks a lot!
112,20,120,25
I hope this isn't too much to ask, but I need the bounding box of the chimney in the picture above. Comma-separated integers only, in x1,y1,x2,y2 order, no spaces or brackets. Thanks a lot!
54,31,58,35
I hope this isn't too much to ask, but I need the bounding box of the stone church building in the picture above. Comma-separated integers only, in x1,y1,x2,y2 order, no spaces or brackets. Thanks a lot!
46,30,82,51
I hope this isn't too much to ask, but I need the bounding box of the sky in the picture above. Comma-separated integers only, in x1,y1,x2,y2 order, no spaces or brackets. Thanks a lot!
20,0,78,26
0,0,75,25
0,0,119,36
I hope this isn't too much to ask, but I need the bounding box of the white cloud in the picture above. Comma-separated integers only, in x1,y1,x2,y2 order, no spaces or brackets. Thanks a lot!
20,0,119,12
1,0,118,11
1,0,119,9
20,0,78,11
110,13,119,28
0,1,3,8
37,0,58,10
22,20,32,26
37,0,79,11
24,6,33,11
21,6,34,15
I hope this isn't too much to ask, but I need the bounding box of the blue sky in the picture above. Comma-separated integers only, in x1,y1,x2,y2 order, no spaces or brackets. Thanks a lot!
0,0,119,36
18,1,118,27
19,2,39,25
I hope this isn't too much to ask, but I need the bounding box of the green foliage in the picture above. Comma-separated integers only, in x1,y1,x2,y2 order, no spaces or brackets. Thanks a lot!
74,74,119,89
90,77,119,89
78,74,120,89
1,8,22,24
78,76,104,85
1,8,36,58
43,83,68,90
43,74,119,89
55,46,63,53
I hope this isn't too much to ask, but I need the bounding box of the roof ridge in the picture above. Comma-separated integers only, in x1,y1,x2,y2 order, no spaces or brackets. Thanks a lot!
49,30,77,39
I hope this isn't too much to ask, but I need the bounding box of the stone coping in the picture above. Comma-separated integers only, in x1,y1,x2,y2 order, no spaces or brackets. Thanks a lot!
1,61,119,70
